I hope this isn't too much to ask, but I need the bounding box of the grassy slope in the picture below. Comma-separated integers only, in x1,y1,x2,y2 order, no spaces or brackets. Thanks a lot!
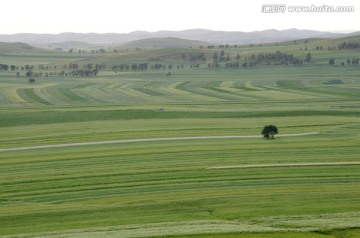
0,40,360,237
0,42,46,54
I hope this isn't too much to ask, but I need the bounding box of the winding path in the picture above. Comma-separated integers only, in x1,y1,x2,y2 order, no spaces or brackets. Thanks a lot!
0,132,319,152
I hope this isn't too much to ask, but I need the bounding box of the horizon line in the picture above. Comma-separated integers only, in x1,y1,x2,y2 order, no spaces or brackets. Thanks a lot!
0,28,358,35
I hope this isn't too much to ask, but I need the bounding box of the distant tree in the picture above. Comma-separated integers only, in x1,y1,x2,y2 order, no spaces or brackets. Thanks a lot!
220,50,225,57
74,64,81,69
329,58,335,65
0,64,9,70
166,72,171,77
131,63,138,71
305,53,312,62
218,50,226,61
138,63,148,71
16,72,20,77
341,62,345,66
213,52,219,62
28,78,35,84
261,125,278,139
236,53,241,60
25,70,33,77
92,69,99,76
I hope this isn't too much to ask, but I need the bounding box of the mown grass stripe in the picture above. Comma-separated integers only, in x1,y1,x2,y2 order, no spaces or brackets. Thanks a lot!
18,88,52,105
0,110,359,128
208,161,360,170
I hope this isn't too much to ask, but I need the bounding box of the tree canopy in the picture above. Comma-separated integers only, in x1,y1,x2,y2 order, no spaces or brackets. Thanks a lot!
261,125,278,139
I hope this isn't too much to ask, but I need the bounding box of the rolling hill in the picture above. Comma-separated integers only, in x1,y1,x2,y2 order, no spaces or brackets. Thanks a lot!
0,42,46,54
119,37,209,48
36,41,101,51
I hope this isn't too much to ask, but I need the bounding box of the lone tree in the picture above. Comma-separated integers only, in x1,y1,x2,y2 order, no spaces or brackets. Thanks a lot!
28,78,35,84
262,125,278,139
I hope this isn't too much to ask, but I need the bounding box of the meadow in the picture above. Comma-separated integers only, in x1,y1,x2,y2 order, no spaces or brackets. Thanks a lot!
0,38,360,237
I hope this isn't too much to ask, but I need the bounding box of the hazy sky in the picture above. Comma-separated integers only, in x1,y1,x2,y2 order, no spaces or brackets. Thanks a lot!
1,0,359,34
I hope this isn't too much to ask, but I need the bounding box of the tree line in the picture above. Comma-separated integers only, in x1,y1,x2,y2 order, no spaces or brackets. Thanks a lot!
245,51,303,65
25,69,99,77
338,42,360,50
208,51,303,68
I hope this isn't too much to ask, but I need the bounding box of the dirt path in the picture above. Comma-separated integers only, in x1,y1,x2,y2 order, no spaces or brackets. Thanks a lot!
0,132,319,152
207,161,360,170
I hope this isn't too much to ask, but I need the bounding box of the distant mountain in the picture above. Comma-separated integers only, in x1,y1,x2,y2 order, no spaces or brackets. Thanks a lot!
120,37,209,48
0,29,356,46
149,28,345,44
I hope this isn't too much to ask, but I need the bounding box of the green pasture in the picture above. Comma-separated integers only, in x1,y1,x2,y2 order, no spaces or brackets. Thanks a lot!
0,41,360,237
1,119,360,237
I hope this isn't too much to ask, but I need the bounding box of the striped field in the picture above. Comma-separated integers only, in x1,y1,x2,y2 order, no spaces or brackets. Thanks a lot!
0,47,360,238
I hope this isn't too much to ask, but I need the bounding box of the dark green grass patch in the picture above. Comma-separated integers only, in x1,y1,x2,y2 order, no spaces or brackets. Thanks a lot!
0,109,359,127
133,87,165,97
58,88,89,102
20,88,52,105
153,229,360,238
322,79,344,85
152,232,333,238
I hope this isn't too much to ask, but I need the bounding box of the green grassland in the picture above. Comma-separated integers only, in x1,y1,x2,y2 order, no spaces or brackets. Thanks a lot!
0,36,360,237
